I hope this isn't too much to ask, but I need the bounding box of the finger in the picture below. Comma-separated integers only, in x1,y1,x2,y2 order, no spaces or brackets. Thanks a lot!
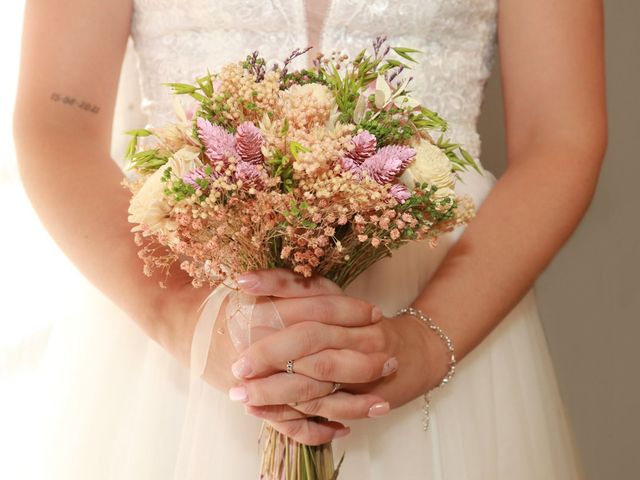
294,391,391,420
245,404,309,422
267,418,350,446
236,268,342,297
293,349,398,383
232,321,389,379
229,372,334,406
271,295,382,328
231,321,388,379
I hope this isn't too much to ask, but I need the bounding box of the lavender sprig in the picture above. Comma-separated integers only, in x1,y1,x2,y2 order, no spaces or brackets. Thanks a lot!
280,46,313,79
244,51,267,82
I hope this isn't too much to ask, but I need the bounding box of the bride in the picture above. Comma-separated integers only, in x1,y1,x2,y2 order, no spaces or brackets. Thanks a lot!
13,0,605,478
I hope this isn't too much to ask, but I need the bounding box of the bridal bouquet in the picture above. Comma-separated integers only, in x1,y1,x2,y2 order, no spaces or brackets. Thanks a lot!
126,37,479,480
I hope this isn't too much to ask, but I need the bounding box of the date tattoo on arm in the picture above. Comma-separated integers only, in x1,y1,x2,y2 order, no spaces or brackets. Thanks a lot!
50,93,100,114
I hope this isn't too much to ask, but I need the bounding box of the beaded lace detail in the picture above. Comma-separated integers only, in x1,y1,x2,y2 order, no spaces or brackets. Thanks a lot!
130,0,497,160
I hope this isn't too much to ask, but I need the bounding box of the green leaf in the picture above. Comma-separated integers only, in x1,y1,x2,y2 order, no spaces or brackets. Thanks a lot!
280,117,290,136
125,129,152,137
163,82,198,94
392,47,419,63
460,147,483,174
289,141,311,161
384,59,409,69
301,219,317,229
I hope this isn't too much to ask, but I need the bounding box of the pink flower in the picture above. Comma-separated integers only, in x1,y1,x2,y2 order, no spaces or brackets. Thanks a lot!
390,183,411,203
362,145,416,184
235,121,264,164
234,161,263,189
345,131,377,165
196,117,237,164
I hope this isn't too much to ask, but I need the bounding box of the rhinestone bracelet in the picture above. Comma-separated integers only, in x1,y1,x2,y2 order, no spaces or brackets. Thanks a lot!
395,307,457,431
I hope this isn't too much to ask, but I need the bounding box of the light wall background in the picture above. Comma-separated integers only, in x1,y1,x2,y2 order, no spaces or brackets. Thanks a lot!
477,2,640,478
1,1,638,479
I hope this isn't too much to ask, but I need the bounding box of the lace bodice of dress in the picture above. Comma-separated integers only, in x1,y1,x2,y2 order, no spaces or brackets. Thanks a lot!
130,0,498,160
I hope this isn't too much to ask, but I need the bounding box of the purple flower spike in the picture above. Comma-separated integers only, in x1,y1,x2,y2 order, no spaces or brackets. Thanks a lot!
235,161,263,190
361,145,416,184
384,145,416,170
235,121,264,164
183,167,214,191
340,155,361,173
345,130,377,165
390,183,411,204
196,117,237,164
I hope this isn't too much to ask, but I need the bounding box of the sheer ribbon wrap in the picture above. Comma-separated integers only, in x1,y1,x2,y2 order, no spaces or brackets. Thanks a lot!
173,282,287,479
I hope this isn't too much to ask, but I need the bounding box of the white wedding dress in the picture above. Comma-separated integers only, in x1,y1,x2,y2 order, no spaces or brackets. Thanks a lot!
7,0,584,478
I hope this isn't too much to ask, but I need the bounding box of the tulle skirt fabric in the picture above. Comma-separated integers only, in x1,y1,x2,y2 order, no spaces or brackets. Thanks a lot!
4,170,583,479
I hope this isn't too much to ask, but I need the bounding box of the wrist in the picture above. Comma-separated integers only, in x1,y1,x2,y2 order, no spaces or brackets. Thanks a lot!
152,279,211,367
395,313,450,393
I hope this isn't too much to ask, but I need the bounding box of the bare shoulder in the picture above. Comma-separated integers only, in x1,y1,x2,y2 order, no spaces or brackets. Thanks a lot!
14,0,133,135
497,0,607,161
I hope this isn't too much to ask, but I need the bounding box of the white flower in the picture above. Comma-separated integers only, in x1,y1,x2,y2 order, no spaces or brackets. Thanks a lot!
400,140,456,198
169,146,200,177
128,147,201,243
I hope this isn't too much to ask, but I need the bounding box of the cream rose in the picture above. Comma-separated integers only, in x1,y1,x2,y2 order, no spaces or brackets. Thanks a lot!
128,147,201,243
400,140,456,199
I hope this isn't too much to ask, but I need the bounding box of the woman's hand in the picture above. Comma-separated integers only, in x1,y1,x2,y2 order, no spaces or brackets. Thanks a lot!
227,269,449,445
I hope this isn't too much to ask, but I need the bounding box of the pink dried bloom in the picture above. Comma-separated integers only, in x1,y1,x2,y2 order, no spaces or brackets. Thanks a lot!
371,237,381,248
390,183,411,204
345,131,377,164
362,145,416,184
235,121,264,164
197,117,237,163
183,167,215,190
234,161,263,189
390,228,401,240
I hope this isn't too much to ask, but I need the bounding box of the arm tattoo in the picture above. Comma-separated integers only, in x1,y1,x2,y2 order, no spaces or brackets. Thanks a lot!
50,92,101,114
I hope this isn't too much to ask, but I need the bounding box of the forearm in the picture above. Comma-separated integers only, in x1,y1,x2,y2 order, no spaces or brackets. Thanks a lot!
414,142,604,364
13,123,197,353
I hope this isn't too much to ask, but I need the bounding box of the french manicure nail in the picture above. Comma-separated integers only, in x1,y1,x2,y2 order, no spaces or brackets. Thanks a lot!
228,386,248,403
371,306,383,323
237,273,259,290
333,427,351,439
382,357,398,376
368,401,390,417
231,357,252,378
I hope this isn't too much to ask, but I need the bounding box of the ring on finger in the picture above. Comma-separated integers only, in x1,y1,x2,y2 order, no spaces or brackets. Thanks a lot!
286,359,295,374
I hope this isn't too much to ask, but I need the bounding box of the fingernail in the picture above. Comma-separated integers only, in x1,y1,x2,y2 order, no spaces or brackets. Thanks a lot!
382,357,398,376
228,386,248,403
333,427,351,439
368,401,390,417
237,273,259,290
231,357,252,378
371,306,383,323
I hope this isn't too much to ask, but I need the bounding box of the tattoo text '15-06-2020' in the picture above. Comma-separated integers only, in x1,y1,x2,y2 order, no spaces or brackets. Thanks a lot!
50,93,100,114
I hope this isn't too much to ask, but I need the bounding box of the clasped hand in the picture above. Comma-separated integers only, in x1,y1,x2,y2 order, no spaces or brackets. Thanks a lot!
224,269,438,446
